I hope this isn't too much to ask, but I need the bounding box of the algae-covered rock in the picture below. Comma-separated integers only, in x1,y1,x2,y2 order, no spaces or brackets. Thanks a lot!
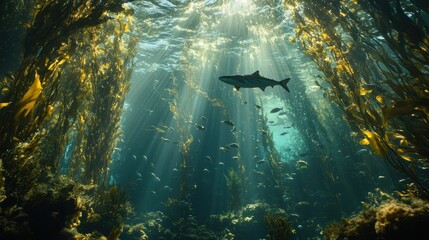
324,197,429,240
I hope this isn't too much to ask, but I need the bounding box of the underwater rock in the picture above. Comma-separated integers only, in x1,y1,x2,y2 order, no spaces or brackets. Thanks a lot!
324,197,429,240
23,183,82,239
375,198,429,239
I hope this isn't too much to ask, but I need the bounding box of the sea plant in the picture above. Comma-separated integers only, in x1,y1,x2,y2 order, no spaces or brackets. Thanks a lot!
264,213,293,240
225,168,243,211
283,0,429,191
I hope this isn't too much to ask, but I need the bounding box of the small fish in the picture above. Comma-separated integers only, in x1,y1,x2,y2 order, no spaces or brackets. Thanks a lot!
270,107,283,113
296,159,308,166
378,175,385,179
255,104,261,109
278,112,287,115
297,201,310,206
356,149,368,155
221,120,234,126
219,146,229,152
285,174,294,180
232,156,239,160
195,124,206,130
202,116,207,122
257,159,266,164
280,132,288,136
143,108,154,114
205,156,212,163
218,162,225,165
172,168,179,172
151,172,161,182
203,168,210,173
268,120,275,124
160,137,170,142
147,126,166,133
229,143,239,148
282,194,290,201
136,172,142,178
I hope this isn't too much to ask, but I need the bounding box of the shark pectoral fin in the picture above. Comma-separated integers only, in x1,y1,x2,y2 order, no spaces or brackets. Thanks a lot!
234,86,240,91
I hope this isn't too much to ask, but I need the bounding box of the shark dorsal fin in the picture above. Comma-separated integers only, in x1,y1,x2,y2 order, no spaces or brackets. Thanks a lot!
251,71,260,77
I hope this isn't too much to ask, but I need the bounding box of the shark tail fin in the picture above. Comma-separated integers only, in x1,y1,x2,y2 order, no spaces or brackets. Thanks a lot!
279,78,290,92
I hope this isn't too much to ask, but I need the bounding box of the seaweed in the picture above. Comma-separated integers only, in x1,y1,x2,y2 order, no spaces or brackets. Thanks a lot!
225,169,243,211
0,0,137,239
283,0,429,192
264,213,293,240
79,185,133,237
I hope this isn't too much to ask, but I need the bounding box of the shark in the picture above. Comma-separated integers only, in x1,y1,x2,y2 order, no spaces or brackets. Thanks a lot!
218,71,290,92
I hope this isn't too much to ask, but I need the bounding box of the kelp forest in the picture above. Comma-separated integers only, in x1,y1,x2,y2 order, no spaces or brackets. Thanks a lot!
0,0,429,240
0,0,136,239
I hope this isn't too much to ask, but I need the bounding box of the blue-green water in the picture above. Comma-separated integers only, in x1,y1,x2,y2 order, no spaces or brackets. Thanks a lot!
111,1,406,239
1,0,428,239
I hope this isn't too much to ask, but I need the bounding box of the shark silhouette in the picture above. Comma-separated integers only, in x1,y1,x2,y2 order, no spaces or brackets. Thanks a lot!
219,71,290,92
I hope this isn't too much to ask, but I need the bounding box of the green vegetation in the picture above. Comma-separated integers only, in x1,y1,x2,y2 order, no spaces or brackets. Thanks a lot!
283,0,429,191
225,169,243,211
0,0,136,239
264,213,293,240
